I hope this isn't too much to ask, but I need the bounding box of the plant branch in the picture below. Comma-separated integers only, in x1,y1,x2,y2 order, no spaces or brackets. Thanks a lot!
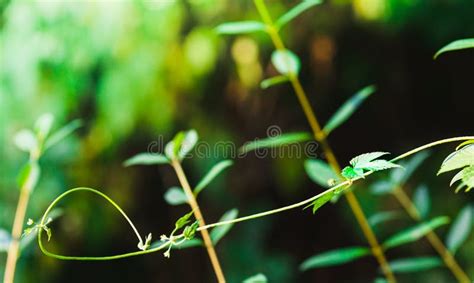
171,160,226,283
253,0,395,281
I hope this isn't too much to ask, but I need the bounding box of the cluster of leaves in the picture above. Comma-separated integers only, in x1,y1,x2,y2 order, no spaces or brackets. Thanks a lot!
438,141,474,192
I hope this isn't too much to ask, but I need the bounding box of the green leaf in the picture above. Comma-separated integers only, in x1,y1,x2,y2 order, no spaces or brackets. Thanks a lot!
271,49,301,75
362,160,401,171
14,129,38,153
183,221,199,240
275,0,322,29
175,211,194,230
341,166,364,179
215,21,266,35
20,209,63,251
323,85,375,135
305,159,340,188
450,165,474,192
210,209,238,245
17,161,40,192
240,132,311,153
260,75,289,89
243,273,268,283
0,229,11,252
44,119,82,150
350,152,389,167
164,187,188,206
34,113,54,140
369,211,403,227
300,246,370,271
413,185,430,219
434,38,474,59
305,191,335,214
387,257,442,273
165,130,199,161
383,216,450,249
445,205,473,255
194,160,233,196
123,153,169,167
438,144,474,174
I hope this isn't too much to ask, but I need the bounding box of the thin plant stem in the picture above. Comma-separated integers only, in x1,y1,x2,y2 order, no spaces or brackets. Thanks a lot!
253,0,395,281
392,186,470,283
171,160,226,283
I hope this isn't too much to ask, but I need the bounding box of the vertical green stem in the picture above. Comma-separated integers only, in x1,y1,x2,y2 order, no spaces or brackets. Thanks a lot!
253,1,395,282
171,160,226,283
392,187,470,283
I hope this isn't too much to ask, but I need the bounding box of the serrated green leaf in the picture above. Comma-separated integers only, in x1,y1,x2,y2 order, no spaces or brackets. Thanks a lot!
323,85,375,135
210,209,238,245
260,75,289,89
446,205,473,255
271,49,301,75
34,113,54,140
194,160,233,196
383,216,450,249
305,159,340,188
14,129,37,153
243,273,268,283
451,165,474,192
413,185,430,219
362,160,401,171
164,187,188,206
341,166,364,179
240,132,312,153
175,211,194,230
388,257,442,273
305,191,335,214
350,152,389,168
123,153,169,167
369,211,403,227
438,144,474,174
276,0,322,29
434,38,474,59
300,246,370,271
17,161,40,192
215,21,266,35
44,119,82,150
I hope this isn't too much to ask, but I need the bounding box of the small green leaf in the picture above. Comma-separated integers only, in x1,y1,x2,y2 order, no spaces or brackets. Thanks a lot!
164,187,188,206
450,165,474,192
243,273,268,283
175,211,194,230
438,144,474,174
123,153,169,167
210,209,238,245
369,211,403,227
165,130,199,161
240,132,311,154
383,216,450,249
194,160,233,196
44,119,82,150
215,21,266,35
305,191,335,214
387,257,442,273
434,38,474,59
34,113,54,140
271,49,301,75
341,166,363,179
445,205,473,255
260,75,290,89
362,160,401,171
17,161,40,192
350,152,389,167
300,246,370,271
323,85,375,135
14,129,37,153
305,159,340,188
276,0,322,29
183,221,199,240
413,185,430,219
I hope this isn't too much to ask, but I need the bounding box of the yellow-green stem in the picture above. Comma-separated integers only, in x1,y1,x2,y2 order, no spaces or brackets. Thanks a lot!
171,160,226,283
253,1,395,281
392,187,470,283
